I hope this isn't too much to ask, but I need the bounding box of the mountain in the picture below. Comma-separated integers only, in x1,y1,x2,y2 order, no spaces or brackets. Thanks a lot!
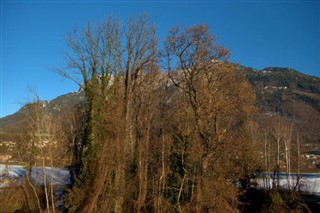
1,65,319,155
237,66,320,145
0,91,85,142
240,66,319,112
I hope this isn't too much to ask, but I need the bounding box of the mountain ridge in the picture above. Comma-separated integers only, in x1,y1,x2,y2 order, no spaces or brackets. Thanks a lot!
1,65,319,144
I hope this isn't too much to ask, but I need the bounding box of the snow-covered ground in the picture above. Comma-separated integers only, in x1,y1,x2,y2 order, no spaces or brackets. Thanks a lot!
255,173,320,195
1,164,320,196
0,164,70,188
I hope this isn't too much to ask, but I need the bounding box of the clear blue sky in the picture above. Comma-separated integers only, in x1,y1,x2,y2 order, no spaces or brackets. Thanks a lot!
1,0,319,118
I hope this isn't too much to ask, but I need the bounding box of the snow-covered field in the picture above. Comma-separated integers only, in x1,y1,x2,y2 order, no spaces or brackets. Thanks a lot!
0,164,70,188
255,173,320,195
1,164,320,196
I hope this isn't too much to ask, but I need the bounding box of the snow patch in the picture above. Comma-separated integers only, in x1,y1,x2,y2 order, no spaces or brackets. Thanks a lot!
0,164,70,188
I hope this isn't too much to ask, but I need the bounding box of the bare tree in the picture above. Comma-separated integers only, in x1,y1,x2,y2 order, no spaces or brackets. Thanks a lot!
293,133,302,192
58,17,123,212
59,15,158,212
283,122,293,191
164,25,256,212
16,91,64,212
269,116,284,188
264,131,271,190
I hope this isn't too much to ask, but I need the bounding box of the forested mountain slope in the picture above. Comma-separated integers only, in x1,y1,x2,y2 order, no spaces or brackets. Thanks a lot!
238,66,320,145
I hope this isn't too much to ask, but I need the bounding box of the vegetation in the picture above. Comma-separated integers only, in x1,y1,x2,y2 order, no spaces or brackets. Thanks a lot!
0,15,319,212
54,15,257,212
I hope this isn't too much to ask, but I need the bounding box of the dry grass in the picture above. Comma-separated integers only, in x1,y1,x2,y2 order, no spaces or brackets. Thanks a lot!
0,186,26,213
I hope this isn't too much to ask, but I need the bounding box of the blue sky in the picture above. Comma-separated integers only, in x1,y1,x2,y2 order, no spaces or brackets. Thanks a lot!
1,0,319,118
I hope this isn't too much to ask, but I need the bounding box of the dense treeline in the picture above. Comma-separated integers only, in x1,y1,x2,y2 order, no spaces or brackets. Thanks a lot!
57,15,258,212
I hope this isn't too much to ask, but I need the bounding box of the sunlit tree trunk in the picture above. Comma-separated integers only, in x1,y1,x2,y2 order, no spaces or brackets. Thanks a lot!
283,123,293,191
271,117,284,188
